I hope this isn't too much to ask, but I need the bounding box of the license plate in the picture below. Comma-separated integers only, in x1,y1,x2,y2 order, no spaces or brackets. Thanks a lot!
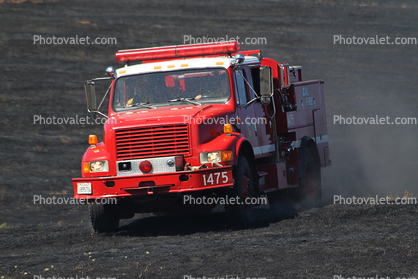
77,183,92,194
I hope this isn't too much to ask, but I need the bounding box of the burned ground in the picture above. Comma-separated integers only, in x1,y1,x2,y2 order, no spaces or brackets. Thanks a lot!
0,0,417,278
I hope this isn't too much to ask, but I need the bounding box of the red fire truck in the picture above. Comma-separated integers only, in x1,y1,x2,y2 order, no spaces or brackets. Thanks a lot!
72,41,331,232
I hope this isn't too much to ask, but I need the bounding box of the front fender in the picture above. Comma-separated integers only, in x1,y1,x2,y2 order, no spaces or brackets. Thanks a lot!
82,142,113,177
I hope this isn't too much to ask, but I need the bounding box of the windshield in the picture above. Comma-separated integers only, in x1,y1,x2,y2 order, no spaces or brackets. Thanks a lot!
112,68,230,111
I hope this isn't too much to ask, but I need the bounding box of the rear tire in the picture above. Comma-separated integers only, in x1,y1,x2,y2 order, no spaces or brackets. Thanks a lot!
225,156,256,226
297,148,322,208
89,203,119,233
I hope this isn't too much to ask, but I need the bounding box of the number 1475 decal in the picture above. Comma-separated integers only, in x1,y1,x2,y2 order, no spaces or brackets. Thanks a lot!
203,172,229,186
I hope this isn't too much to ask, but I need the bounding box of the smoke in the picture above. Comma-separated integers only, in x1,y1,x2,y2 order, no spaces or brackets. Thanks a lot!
322,80,418,202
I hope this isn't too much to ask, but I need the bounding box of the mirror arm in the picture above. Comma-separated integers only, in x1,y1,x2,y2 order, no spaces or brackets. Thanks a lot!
265,94,276,120
92,110,109,119
96,84,112,117
236,70,260,98
92,77,113,82
243,97,259,108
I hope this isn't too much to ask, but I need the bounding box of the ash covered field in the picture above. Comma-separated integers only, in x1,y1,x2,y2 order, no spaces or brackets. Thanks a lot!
0,0,417,278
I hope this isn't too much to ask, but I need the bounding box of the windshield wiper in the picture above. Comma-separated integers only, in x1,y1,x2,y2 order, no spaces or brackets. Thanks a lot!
169,98,201,106
130,102,157,109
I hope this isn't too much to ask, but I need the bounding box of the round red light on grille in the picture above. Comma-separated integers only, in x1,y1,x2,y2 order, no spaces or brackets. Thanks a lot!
139,160,152,173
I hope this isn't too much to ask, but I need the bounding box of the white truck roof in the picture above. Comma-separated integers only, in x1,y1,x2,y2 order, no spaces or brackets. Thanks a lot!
116,55,260,78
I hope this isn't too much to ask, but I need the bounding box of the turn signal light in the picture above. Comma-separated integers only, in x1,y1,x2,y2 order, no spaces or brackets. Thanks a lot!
223,124,232,134
221,150,233,162
89,135,98,146
83,162,90,174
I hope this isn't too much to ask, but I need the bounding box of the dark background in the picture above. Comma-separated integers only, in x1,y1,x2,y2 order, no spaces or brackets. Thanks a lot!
0,0,417,278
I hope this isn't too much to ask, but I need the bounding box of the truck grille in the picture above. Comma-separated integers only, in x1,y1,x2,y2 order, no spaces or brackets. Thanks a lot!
115,124,190,160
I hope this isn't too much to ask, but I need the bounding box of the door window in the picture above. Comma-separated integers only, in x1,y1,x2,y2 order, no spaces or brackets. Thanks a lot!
234,70,248,105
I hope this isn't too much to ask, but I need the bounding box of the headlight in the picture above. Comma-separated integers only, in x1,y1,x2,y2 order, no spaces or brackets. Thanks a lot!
89,161,109,172
200,150,233,164
207,151,221,163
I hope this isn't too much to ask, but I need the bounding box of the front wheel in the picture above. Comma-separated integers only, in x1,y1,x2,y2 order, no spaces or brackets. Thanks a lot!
225,156,257,226
89,203,119,233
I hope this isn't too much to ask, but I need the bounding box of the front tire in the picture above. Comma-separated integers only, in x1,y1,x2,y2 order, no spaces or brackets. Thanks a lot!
225,156,257,226
89,203,119,233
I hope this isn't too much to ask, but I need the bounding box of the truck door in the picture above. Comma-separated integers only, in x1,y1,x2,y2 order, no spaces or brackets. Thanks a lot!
233,68,259,151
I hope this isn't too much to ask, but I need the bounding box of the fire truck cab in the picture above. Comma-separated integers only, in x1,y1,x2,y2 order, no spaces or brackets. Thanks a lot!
72,41,331,232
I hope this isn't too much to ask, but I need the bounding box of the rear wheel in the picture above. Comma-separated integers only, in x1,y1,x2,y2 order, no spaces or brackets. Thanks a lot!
89,203,119,233
225,156,257,226
297,148,322,208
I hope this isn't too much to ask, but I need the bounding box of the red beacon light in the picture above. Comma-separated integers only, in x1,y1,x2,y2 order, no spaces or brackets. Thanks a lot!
115,41,240,63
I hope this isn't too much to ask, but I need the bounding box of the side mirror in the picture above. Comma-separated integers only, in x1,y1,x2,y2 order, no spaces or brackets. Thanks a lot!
260,66,273,106
85,80,97,112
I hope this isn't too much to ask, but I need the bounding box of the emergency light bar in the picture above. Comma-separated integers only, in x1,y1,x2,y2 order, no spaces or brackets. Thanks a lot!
115,41,240,63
